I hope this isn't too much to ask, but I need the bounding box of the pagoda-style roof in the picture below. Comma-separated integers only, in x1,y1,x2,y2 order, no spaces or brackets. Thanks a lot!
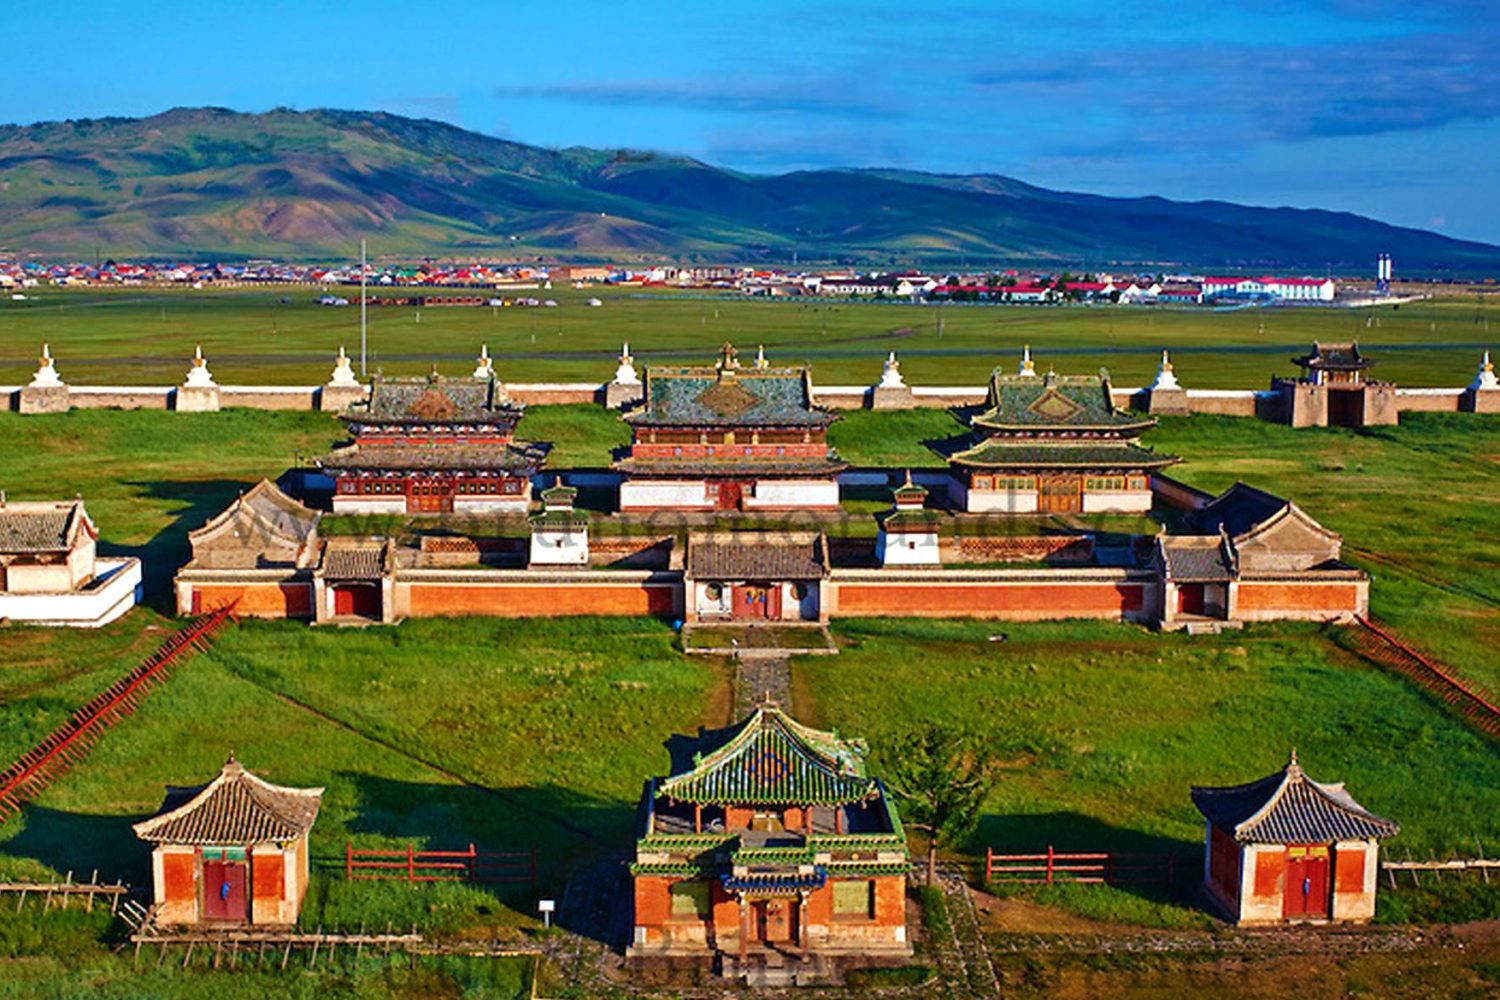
1191,753,1398,844
0,498,94,555
318,538,391,581
343,373,524,427
1292,341,1372,371
970,369,1157,435
188,480,319,553
624,343,833,429
133,757,323,846
1160,534,1234,582
319,441,546,473
657,705,878,807
1189,483,1342,547
686,531,830,580
949,440,1178,471
531,477,589,529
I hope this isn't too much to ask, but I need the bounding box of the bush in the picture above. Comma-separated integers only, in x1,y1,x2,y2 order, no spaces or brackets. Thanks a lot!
919,884,951,940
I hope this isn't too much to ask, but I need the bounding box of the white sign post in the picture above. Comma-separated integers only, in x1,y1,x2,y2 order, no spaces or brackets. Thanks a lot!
538,898,555,929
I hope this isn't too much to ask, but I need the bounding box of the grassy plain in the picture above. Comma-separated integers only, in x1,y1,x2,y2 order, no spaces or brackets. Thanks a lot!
2,284,1497,387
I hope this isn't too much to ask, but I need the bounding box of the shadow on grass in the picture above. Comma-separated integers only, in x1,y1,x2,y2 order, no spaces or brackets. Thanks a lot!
2,804,152,886
109,478,272,613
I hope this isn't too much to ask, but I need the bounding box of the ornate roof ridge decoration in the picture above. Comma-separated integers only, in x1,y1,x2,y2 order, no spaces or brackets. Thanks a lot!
344,371,523,425
948,439,1178,470
623,342,834,428
1190,751,1399,845
656,705,877,807
133,755,324,846
1293,340,1373,370
970,365,1158,433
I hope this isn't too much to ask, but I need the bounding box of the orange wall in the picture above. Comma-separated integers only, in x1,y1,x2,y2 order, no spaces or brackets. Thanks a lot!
1252,851,1284,901
192,583,312,618
873,875,905,927
252,853,285,901
163,852,195,902
835,582,1144,616
1237,582,1359,614
634,875,673,926
406,583,678,617
1334,847,1366,894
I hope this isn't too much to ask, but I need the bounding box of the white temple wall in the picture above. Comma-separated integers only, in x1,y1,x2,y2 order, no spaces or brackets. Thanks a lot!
331,496,408,515
1082,490,1153,514
965,489,1040,514
620,480,711,510
530,530,589,566
743,479,840,509
876,531,941,566
453,495,529,513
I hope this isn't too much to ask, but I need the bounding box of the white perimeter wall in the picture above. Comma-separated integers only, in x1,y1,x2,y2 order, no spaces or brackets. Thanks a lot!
331,496,408,515
744,480,840,509
454,496,529,513
529,530,589,566
0,557,140,626
877,531,941,565
1082,490,1153,513
620,480,711,510
965,489,1040,514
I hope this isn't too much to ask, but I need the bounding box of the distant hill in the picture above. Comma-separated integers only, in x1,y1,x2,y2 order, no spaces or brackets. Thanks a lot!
1,106,1496,270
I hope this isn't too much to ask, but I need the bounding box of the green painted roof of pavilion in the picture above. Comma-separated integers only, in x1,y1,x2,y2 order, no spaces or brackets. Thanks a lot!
971,369,1156,434
624,343,834,429
950,439,1179,471
657,705,878,807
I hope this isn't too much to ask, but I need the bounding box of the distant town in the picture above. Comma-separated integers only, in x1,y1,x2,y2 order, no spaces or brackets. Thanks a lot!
6,253,1494,307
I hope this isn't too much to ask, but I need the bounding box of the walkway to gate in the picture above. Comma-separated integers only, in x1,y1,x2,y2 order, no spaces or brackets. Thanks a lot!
0,605,237,822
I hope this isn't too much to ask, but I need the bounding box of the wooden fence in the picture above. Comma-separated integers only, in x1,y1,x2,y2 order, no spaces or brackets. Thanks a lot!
345,843,537,885
0,604,237,822
0,870,129,913
985,846,1177,886
1347,616,1500,739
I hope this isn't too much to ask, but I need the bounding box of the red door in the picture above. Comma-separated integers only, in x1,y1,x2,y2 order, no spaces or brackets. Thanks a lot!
1283,846,1331,919
333,584,380,619
1177,584,1206,615
756,898,794,944
202,860,248,922
734,584,773,620
716,481,744,511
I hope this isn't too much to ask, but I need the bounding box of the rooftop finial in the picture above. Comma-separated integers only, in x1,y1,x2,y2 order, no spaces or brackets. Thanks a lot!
716,341,740,371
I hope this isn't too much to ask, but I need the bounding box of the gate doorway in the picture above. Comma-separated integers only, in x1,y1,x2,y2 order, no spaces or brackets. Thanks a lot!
1177,584,1206,616
332,583,381,619
753,898,795,945
714,481,745,511
1283,846,1331,919
733,583,781,620
202,860,248,922
1327,388,1365,429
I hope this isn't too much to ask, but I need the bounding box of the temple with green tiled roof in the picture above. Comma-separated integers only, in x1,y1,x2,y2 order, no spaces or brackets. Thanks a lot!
949,356,1178,514
629,703,911,969
615,343,846,512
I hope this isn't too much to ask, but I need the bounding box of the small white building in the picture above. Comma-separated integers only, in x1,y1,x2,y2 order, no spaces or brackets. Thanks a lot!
0,497,140,626
875,473,941,566
529,478,589,567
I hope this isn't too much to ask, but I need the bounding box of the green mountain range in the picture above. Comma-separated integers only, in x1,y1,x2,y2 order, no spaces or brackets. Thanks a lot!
1,106,1496,270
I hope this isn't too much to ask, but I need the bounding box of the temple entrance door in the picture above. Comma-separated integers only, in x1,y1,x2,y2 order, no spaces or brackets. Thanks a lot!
333,584,381,619
409,481,453,514
202,860,248,922
755,898,795,945
1328,389,1364,428
1283,846,1331,919
716,481,744,511
1177,584,1206,616
1038,475,1082,513
733,584,774,620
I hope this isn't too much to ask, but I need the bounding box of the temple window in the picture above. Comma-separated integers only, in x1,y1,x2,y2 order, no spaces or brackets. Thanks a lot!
669,881,711,919
832,880,874,919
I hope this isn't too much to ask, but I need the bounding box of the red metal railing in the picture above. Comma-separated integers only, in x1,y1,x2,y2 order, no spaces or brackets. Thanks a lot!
0,605,238,822
1347,616,1500,738
985,845,1177,885
344,842,537,885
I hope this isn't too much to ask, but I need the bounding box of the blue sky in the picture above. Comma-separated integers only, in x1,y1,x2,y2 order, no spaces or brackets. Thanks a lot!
7,0,1499,243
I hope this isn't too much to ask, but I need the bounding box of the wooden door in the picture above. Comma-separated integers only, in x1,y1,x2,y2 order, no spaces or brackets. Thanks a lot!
734,584,770,620
334,585,380,619
1038,475,1082,513
757,898,794,944
716,481,744,511
1177,584,1205,615
202,860,248,922
1283,846,1331,919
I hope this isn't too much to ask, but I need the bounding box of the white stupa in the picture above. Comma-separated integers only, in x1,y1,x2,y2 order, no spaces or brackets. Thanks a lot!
1150,349,1181,390
28,343,63,388
184,345,216,387
879,351,906,389
473,344,495,379
329,346,360,387
614,342,640,385
1018,345,1037,377
1471,350,1499,391
754,344,769,369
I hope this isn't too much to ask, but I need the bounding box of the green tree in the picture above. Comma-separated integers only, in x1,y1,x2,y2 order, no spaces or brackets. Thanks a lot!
884,725,995,886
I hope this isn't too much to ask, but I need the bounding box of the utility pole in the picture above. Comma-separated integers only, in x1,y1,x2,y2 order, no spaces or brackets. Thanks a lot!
360,239,368,377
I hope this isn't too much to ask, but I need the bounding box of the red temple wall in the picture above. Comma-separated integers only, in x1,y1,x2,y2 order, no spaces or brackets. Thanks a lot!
1334,846,1366,894
1236,581,1361,616
403,582,679,618
831,581,1146,619
162,852,195,902
252,853,285,901
188,582,313,619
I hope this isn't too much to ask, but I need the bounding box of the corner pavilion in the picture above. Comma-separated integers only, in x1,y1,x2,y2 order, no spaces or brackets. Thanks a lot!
321,371,545,514
614,343,846,512
1192,752,1398,925
630,705,910,974
949,364,1178,514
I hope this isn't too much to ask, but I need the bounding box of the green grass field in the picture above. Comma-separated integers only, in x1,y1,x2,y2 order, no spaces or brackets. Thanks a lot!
2,284,1497,387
